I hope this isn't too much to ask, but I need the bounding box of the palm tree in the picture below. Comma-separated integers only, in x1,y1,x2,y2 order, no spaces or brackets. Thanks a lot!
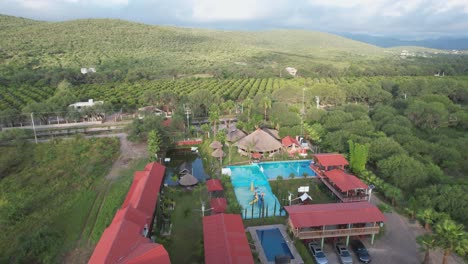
417,208,437,231
417,234,436,264
243,98,253,121
208,105,220,137
260,95,272,121
434,219,468,264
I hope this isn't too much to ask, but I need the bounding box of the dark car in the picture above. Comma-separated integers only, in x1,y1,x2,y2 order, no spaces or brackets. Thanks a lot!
350,240,371,263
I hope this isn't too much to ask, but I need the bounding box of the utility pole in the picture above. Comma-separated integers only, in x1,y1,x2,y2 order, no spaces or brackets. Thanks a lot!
30,112,38,144
184,105,191,135
301,88,305,136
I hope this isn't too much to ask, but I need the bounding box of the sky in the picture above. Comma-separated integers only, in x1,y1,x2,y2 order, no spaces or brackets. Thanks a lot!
1,0,468,38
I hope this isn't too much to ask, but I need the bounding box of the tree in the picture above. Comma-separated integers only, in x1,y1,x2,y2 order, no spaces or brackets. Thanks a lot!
200,123,211,138
377,154,427,191
417,234,437,264
260,95,272,121
208,105,220,137
243,98,253,122
383,183,403,207
417,208,437,230
303,123,325,144
348,140,369,174
434,219,468,264
147,130,162,161
405,100,449,130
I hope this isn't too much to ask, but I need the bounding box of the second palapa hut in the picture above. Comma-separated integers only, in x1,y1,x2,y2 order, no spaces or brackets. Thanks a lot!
234,128,283,157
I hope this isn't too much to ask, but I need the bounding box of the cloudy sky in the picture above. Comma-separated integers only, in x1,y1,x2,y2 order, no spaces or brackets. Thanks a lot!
2,0,468,38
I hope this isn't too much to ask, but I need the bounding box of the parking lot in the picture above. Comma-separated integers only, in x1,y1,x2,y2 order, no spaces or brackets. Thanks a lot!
302,202,464,264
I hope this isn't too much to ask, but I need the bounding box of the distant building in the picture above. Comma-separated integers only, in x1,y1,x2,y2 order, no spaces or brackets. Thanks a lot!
81,67,96,74
69,99,103,110
285,67,298,77
138,106,170,119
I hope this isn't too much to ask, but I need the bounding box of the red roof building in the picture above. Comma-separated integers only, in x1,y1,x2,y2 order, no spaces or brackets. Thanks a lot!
203,214,254,264
281,136,300,148
206,179,224,192
324,169,368,192
89,162,170,264
284,202,385,243
311,153,349,172
210,198,227,214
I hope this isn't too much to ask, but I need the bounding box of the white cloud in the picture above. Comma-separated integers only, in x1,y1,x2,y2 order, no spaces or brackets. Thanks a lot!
189,0,283,21
16,0,128,10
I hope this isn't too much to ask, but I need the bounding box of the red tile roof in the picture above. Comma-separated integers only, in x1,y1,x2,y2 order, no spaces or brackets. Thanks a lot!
89,162,170,264
251,152,262,159
206,179,224,192
210,198,227,214
324,169,368,192
203,214,254,264
282,136,300,147
285,202,385,228
313,153,349,167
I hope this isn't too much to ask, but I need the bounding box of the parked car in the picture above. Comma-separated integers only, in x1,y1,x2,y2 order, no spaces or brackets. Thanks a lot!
308,242,328,264
350,240,371,263
334,243,353,264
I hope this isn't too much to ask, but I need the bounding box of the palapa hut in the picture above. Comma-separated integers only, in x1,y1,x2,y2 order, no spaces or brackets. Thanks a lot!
234,128,283,157
211,148,226,159
209,141,222,149
179,173,199,186
226,128,247,143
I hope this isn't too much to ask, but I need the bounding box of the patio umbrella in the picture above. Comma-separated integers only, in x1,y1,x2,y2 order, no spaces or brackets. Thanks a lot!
211,148,226,158
179,173,199,186
209,140,223,149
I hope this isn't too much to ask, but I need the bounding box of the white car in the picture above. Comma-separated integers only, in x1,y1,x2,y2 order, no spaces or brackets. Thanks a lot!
335,243,353,264
308,242,328,264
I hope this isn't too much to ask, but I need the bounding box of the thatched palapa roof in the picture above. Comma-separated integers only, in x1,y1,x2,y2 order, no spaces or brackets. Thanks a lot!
234,128,282,153
211,148,226,158
179,173,199,186
209,141,223,149
227,129,247,142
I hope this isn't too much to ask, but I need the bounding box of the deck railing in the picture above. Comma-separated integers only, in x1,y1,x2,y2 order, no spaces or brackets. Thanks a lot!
293,226,380,240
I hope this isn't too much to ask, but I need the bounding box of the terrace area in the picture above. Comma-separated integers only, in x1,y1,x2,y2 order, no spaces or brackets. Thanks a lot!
311,153,370,203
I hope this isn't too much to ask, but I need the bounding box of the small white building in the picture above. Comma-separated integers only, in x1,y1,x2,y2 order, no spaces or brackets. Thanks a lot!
81,68,97,74
69,99,104,110
285,67,298,77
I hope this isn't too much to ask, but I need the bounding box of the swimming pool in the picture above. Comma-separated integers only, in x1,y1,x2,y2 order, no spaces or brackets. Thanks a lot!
227,160,315,218
256,228,294,262
259,160,316,179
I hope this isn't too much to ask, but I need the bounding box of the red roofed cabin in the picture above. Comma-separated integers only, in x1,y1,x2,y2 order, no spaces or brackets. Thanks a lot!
320,169,370,203
285,202,385,246
310,153,349,175
89,162,170,264
282,136,301,156
203,214,254,264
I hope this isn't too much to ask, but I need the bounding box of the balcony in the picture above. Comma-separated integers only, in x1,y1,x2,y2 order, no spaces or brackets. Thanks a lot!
315,170,369,203
293,226,381,240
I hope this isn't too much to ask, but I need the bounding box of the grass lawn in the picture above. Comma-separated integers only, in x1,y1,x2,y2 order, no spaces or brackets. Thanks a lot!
271,178,336,206
158,186,205,264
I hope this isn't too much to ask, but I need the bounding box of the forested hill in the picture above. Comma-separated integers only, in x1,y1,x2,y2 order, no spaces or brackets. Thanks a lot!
1,14,466,81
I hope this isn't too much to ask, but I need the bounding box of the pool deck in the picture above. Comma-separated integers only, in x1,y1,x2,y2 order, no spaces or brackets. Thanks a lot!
247,224,304,264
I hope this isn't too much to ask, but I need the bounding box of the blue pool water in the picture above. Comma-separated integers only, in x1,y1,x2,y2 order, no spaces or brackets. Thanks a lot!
227,160,315,218
256,228,294,262
259,160,316,179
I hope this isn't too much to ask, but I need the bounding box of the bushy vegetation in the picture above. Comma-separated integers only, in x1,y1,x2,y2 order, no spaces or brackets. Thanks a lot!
0,136,119,263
